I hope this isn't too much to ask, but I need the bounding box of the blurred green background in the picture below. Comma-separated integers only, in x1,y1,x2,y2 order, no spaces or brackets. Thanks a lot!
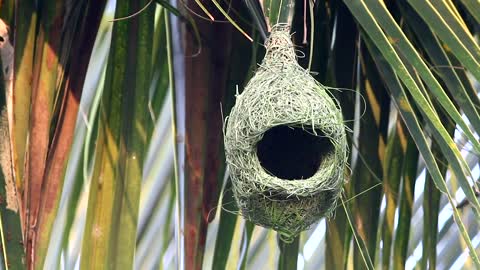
0,0,479,269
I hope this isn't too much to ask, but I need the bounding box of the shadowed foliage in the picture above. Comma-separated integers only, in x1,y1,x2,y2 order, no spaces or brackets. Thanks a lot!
0,0,478,269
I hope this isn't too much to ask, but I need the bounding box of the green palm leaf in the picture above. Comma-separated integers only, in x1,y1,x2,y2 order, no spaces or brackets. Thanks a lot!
0,0,478,269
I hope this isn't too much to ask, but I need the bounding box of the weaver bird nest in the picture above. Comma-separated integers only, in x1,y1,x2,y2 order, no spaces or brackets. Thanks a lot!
224,25,347,242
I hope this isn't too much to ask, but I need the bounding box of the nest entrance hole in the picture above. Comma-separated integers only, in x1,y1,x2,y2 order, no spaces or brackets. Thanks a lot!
256,125,334,180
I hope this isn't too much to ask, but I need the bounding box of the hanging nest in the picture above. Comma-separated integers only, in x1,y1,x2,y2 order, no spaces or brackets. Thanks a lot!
224,24,347,242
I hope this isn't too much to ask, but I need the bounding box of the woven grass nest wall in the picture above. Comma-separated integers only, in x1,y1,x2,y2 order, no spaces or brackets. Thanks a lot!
224,25,347,242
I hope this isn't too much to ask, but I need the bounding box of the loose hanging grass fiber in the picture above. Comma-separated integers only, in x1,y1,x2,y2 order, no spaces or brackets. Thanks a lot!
224,24,348,242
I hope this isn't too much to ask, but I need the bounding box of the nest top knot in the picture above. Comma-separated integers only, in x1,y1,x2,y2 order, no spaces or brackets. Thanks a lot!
264,24,297,66
224,24,348,241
